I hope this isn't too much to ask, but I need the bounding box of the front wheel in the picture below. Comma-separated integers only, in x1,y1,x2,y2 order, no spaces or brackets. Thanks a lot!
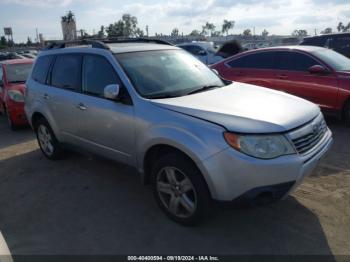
35,118,64,160
151,153,211,226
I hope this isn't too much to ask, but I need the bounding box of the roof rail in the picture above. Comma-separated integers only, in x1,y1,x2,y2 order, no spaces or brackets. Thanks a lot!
43,39,110,51
43,37,173,51
103,38,173,46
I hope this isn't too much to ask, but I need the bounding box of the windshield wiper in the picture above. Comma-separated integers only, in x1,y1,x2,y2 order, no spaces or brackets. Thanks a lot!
146,94,181,99
187,85,222,95
9,80,25,84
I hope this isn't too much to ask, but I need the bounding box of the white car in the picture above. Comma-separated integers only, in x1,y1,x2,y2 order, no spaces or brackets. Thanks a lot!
177,42,224,65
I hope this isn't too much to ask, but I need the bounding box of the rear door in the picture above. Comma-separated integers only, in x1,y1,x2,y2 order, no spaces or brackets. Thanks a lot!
224,52,276,89
74,54,135,164
46,54,82,142
273,51,338,110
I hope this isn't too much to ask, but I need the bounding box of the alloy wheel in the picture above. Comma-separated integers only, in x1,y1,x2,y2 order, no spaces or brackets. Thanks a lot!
37,124,54,156
156,166,197,218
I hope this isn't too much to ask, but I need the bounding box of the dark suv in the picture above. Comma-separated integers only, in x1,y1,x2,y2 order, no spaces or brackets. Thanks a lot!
300,33,350,58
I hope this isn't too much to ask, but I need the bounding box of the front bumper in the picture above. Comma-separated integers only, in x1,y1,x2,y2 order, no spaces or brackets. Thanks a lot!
198,129,333,201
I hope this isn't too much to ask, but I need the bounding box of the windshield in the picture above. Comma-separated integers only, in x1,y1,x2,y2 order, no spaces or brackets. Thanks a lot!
115,49,224,98
313,49,350,71
6,63,32,83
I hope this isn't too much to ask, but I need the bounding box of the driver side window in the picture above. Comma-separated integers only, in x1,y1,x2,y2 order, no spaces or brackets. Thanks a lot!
82,55,122,97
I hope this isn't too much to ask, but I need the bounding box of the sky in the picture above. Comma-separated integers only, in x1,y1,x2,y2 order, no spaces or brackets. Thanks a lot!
0,0,350,42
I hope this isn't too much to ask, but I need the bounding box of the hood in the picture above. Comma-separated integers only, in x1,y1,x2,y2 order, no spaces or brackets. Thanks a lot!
151,83,320,133
8,83,26,93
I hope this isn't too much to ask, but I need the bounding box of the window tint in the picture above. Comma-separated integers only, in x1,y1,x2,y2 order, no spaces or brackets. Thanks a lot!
228,52,274,69
82,55,120,97
330,37,350,54
32,55,53,84
275,51,318,71
51,55,81,90
301,37,326,46
6,64,32,83
182,45,205,56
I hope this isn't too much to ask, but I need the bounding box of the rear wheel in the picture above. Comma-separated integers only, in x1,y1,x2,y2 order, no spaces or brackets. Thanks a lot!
151,153,211,226
35,118,64,160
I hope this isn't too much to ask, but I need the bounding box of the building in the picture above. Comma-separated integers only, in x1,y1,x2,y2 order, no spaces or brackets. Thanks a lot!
61,11,77,41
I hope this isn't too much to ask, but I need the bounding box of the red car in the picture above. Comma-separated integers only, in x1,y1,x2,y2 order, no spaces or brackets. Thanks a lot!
0,59,33,129
211,46,350,123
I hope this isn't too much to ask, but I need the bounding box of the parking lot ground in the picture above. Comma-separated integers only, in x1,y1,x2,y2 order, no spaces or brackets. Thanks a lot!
0,115,349,256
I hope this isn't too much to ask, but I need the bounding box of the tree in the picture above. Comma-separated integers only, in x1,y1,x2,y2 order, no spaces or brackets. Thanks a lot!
0,36,7,46
292,29,308,37
171,28,179,37
243,29,252,36
106,13,143,38
61,10,75,23
222,20,235,36
97,26,105,38
211,31,222,37
337,22,345,32
189,30,201,36
262,29,269,37
26,37,33,46
321,27,332,34
202,22,215,36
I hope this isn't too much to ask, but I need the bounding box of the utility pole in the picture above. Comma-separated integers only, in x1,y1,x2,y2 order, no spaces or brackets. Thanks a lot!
36,28,39,43
146,25,149,37
314,28,317,36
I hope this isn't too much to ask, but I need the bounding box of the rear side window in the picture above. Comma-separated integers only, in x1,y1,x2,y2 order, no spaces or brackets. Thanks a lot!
82,55,121,97
32,55,53,84
275,51,319,71
301,37,326,46
228,52,274,69
51,55,81,90
330,37,350,54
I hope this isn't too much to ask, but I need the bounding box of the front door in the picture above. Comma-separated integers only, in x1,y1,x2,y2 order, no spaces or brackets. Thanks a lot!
273,51,338,111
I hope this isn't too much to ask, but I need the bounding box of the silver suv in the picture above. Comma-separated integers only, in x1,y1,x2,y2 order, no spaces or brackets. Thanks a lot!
25,40,333,225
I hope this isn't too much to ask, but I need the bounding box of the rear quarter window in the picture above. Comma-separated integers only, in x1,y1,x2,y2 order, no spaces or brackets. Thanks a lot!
32,55,53,84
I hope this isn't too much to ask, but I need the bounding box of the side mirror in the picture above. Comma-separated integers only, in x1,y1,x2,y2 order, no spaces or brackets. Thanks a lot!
308,65,330,75
104,84,120,100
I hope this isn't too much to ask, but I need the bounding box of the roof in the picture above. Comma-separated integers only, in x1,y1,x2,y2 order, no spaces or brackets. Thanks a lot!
239,45,326,55
108,43,179,53
1,58,34,65
304,32,350,39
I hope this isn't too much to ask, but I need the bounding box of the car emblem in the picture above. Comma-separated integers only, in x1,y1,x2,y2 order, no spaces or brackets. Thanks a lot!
312,123,320,134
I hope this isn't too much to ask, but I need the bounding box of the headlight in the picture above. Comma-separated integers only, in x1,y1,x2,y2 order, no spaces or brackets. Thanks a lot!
224,132,295,159
8,90,24,102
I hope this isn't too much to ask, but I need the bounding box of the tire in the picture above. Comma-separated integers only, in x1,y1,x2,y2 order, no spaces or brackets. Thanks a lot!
151,153,211,226
34,118,64,160
344,101,350,125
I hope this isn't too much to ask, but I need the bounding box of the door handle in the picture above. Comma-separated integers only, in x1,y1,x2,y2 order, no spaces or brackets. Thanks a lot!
277,74,288,79
76,103,87,110
43,94,50,100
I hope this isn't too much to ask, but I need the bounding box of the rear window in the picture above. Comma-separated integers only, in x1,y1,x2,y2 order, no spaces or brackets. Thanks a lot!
32,55,53,84
6,63,32,83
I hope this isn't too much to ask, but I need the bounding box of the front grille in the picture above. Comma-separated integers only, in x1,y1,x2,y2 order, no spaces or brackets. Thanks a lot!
289,115,328,155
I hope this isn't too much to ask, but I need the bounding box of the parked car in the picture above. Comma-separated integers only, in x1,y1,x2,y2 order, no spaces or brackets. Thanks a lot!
211,46,350,123
177,42,224,65
0,59,33,129
25,40,332,225
300,33,350,58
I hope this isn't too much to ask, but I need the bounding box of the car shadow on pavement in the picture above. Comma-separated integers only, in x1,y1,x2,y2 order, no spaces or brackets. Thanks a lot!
0,149,335,258
0,116,34,150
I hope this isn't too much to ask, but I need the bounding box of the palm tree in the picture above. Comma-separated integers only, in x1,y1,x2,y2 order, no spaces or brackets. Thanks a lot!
222,20,235,36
